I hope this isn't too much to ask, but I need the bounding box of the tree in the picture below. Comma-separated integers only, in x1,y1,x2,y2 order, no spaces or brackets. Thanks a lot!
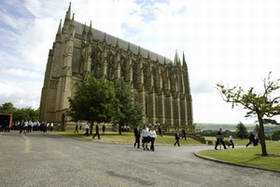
271,130,280,141
68,76,116,135
236,122,248,139
0,102,39,122
217,72,280,156
113,80,144,135
0,102,16,113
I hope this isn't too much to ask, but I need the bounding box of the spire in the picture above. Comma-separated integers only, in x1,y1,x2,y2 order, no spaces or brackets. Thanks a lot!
57,19,62,35
174,50,181,64
65,2,71,20
103,33,107,43
55,19,62,41
82,22,87,41
116,38,119,48
127,42,130,51
71,13,75,24
137,46,141,55
182,51,190,94
182,52,187,67
87,20,92,41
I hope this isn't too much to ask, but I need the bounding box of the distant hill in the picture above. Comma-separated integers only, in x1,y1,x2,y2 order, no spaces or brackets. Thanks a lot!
196,123,280,135
195,123,254,131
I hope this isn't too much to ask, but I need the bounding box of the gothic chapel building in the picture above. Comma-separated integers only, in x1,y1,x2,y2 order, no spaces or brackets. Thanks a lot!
40,3,193,130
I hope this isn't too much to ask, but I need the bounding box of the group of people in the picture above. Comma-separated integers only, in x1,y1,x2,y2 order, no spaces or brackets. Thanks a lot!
214,128,235,150
215,128,259,150
11,121,54,134
134,125,157,151
174,129,187,147
246,132,259,147
134,124,188,151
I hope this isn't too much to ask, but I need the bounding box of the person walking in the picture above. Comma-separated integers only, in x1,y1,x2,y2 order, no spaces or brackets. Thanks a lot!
174,131,180,146
102,124,106,134
50,123,54,132
215,128,227,150
74,122,79,133
181,129,187,140
149,127,157,151
246,132,255,147
228,135,234,148
142,126,150,150
134,126,141,148
85,123,89,136
93,124,100,139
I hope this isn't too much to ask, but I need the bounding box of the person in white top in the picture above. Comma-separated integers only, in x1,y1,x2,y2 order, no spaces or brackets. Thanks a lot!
149,127,157,151
228,135,234,148
142,126,150,150
85,123,89,136
50,123,54,132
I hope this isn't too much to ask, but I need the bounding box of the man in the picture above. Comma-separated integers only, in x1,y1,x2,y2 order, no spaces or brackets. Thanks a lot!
134,126,141,148
181,129,187,140
174,131,180,146
215,128,227,150
246,132,255,147
102,124,106,134
93,124,100,139
74,122,79,133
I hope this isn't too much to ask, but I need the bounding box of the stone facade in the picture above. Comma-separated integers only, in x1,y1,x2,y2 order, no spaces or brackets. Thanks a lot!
40,4,193,130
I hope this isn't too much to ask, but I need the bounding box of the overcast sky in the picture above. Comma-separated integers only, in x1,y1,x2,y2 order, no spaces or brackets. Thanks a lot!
0,0,279,124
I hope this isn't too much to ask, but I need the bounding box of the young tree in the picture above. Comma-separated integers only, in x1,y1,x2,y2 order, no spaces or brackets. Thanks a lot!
0,102,16,113
68,76,116,135
217,73,280,156
113,80,144,135
236,122,248,139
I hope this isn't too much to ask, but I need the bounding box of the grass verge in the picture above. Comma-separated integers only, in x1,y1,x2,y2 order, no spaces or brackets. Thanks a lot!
197,141,280,172
52,131,202,145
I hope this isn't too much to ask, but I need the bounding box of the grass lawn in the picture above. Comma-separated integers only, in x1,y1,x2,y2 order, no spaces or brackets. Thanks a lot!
198,141,280,172
204,136,249,146
53,131,202,145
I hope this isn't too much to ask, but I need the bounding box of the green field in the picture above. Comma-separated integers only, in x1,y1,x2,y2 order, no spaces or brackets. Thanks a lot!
197,141,280,172
53,131,202,145
204,136,249,146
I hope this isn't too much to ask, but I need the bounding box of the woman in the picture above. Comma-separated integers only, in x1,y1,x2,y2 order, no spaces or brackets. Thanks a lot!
149,127,157,151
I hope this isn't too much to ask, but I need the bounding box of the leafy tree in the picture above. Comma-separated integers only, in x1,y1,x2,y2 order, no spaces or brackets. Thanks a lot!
236,122,248,139
113,80,143,135
68,76,116,135
271,130,280,141
263,118,279,125
0,102,39,122
217,72,280,156
0,102,16,113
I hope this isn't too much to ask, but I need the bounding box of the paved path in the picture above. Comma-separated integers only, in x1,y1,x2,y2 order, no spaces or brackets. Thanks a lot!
0,132,279,187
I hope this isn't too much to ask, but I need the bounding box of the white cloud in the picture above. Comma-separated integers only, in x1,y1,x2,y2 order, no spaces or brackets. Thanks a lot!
1,0,280,123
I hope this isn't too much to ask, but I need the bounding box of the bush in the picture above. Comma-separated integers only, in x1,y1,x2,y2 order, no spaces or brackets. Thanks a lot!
272,131,280,141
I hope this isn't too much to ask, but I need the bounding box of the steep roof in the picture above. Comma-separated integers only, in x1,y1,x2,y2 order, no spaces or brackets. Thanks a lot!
74,21,173,64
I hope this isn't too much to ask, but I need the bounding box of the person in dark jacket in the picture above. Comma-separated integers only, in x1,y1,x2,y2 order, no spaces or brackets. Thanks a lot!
246,132,255,147
134,127,141,148
102,124,106,134
181,129,187,140
174,131,180,146
93,124,100,139
215,128,227,150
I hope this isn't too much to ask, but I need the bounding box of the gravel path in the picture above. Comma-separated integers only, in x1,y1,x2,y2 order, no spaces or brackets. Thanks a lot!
0,132,279,187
